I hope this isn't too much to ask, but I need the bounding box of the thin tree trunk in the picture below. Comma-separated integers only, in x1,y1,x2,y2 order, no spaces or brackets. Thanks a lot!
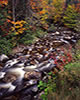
12,0,16,30
26,0,32,17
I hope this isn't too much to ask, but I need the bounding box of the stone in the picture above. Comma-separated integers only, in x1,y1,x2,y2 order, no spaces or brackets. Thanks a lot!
64,36,72,40
24,71,41,80
2,74,17,83
12,45,26,54
0,82,16,93
2,96,18,100
60,39,69,44
19,95,31,100
28,80,37,85
71,39,76,43
31,85,38,92
0,72,6,79
4,59,19,69
34,91,44,100
0,54,9,62
36,62,56,72
0,65,3,70
21,80,38,91
14,53,24,58
55,31,60,35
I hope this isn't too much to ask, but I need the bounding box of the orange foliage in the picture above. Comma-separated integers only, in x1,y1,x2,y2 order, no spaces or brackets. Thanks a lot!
30,0,41,12
30,0,50,29
11,20,27,35
0,0,8,5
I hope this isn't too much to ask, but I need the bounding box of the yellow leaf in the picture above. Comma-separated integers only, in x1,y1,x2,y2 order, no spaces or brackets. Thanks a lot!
11,27,15,31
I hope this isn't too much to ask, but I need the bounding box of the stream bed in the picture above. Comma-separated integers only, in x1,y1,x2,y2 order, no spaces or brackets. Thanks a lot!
0,27,80,100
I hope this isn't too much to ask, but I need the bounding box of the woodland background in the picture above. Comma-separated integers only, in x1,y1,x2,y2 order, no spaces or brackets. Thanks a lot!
0,1,80,100
0,0,80,54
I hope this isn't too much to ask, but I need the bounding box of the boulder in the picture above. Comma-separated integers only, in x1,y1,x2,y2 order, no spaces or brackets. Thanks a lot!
0,54,9,62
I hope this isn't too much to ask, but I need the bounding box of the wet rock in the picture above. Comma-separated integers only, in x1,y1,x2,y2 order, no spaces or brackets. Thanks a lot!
55,31,60,35
0,63,4,71
31,85,38,92
60,39,69,44
4,59,19,69
24,71,41,80
0,66,3,71
1,95,17,100
0,72,6,79
64,36,72,40
21,85,38,96
36,61,56,72
28,80,37,85
0,54,9,62
19,95,31,100
34,91,44,100
71,39,76,43
62,31,72,34
0,82,16,96
12,45,26,54
14,53,24,58
2,74,17,83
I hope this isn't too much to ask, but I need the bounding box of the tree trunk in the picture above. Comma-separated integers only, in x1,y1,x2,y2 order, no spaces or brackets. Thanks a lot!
12,0,16,32
25,0,33,17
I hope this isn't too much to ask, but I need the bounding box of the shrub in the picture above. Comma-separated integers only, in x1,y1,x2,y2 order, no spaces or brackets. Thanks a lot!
47,24,57,32
63,5,78,29
0,4,9,36
50,46,72,71
0,37,13,55
74,14,80,32
18,30,35,45
35,28,48,38
38,72,57,100
72,40,80,61
52,0,64,23
38,61,80,100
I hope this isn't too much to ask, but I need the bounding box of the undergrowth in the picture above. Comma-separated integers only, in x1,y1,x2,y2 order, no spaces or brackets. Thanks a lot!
38,40,80,100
